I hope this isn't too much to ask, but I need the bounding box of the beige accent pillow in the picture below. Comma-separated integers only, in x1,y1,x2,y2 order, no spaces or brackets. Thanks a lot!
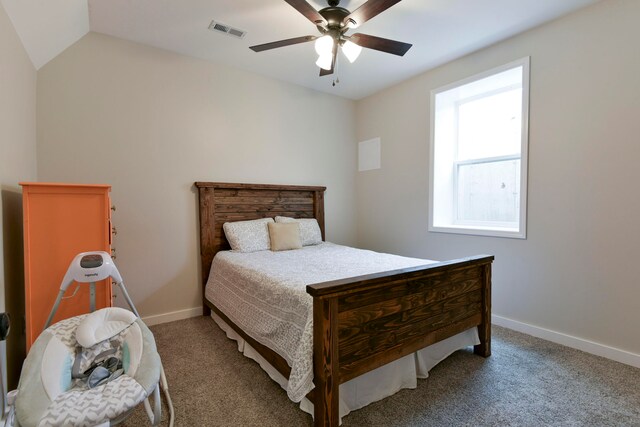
268,222,302,251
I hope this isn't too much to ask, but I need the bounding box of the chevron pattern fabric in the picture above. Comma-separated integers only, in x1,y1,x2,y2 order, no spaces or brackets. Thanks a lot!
47,315,87,348
37,376,147,427
74,329,128,376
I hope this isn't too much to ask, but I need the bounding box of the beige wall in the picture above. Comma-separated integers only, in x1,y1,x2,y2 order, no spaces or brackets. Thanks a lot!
37,32,357,320
0,3,37,386
355,0,640,356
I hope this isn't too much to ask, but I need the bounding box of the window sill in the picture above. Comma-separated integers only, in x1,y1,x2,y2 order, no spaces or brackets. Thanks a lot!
429,224,526,239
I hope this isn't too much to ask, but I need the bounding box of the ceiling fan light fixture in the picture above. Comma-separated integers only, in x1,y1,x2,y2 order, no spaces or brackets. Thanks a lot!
316,53,333,70
341,40,362,63
314,34,334,56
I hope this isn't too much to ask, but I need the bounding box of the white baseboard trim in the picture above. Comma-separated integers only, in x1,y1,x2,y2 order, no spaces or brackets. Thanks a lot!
492,314,640,369
142,307,202,326
140,309,640,368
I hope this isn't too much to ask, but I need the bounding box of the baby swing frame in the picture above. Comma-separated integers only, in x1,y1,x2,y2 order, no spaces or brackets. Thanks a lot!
18,251,175,427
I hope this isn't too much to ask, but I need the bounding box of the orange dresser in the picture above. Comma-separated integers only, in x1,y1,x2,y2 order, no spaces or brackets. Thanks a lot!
20,183,113,349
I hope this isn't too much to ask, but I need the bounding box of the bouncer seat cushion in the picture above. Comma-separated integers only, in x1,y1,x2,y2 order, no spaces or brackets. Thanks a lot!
15,309,161,427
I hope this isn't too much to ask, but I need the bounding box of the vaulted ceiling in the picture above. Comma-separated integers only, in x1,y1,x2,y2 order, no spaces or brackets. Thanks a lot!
2,0,598,99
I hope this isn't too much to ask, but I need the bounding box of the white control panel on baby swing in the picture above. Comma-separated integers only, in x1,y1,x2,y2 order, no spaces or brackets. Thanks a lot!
59,251,123,290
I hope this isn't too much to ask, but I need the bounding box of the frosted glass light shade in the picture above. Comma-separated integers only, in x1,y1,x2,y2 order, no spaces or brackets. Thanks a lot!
316,54,333,70
341,40,362,63
314,35,334,56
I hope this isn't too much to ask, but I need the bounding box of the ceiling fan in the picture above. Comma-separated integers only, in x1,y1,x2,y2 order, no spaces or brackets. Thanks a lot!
249,0,412,77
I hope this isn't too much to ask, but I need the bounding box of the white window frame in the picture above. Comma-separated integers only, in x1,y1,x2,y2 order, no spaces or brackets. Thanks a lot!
428,57,530,239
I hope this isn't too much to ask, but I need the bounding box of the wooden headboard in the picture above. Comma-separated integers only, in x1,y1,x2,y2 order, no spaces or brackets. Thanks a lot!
194,182,326,312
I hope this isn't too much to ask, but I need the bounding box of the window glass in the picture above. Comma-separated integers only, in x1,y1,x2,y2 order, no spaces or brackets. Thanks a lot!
456,159,520,223
457,87,522,161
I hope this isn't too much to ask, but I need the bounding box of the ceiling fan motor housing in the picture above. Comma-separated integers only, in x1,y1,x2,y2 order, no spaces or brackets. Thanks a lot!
317,6,352,34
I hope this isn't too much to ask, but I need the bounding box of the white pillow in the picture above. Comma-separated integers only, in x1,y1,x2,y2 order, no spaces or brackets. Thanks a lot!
223,218,274,252
274,216,322,246
76,307,137,348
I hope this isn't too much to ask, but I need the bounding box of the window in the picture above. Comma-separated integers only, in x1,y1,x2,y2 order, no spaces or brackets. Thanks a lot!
429,58,529,238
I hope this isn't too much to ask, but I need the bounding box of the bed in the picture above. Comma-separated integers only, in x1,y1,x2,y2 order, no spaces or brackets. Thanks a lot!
195,182,493,426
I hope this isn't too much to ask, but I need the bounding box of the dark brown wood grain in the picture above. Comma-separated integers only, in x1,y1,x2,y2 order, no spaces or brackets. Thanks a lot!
474,263,492,357
194,181,493,427
337,291,482,341
339,301,482,359
337,265,482,312
197,186,216,316
313,191,325,241
339,314,482,382
346,0,402,27
313,297,339,426
214,203,313,212
195,182,325,192
307,256,491,298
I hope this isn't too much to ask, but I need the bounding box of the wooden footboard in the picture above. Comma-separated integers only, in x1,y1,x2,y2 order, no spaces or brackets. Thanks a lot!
195,182,493,427
307,255,493,426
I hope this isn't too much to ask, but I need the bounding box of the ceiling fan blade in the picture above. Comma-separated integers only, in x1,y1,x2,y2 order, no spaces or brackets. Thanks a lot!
284,0,327,26
319,65,333,76
343,0,402,27
319,41,338,77
350,33,412,56
249,35,316,52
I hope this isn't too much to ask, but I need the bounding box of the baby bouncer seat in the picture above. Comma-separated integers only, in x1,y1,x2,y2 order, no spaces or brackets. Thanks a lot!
9,252,175,427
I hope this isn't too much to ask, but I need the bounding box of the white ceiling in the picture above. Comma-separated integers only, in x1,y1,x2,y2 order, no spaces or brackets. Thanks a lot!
1,0,89,69
4,0,598,99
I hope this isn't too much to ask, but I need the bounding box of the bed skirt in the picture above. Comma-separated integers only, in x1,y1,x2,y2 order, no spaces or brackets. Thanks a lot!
211,312,479,422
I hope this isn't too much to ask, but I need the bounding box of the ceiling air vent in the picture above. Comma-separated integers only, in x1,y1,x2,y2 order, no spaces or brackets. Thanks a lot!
208,21,246,39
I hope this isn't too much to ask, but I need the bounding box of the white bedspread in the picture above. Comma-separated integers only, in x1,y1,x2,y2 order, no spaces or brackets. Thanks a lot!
204,242,434,402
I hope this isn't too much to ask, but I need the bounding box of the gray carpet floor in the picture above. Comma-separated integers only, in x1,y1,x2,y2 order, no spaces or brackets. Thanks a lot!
121,316,640,426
